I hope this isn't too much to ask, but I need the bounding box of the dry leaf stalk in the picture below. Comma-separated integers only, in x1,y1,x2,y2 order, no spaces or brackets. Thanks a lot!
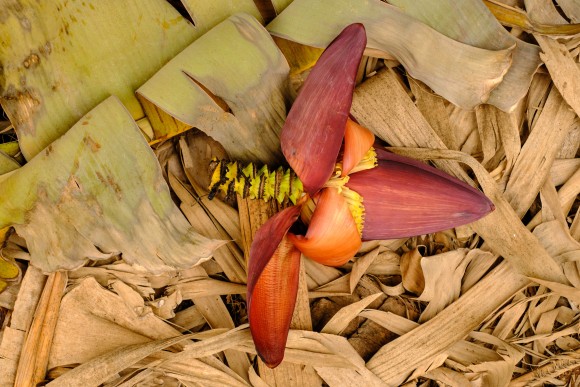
15,271,67,386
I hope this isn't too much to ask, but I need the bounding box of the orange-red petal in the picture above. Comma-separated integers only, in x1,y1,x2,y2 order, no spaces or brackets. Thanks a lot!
248,236,301,368
247,205,301,298
341,118,375,176
281,24,367,194
288,187,361,266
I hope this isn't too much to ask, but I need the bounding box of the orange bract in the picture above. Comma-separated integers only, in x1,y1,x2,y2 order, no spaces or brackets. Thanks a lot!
248,236,301,368
289,187,361,266
341,118,375,176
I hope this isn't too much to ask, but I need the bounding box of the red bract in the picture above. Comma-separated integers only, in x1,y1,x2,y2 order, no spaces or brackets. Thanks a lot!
247,23,494,368
281,23,367,194
248,235,300,367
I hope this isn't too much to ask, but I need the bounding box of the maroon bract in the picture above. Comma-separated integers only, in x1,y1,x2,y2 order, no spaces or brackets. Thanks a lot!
281,23,367,195
347,149,495,240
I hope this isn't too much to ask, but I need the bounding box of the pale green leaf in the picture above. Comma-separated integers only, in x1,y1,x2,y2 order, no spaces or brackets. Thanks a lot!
0,142,20,158
0,0,198,159
182,0,263,35
138,13,289,163
272,0,294,14
267,0,513,110
0,97,222,273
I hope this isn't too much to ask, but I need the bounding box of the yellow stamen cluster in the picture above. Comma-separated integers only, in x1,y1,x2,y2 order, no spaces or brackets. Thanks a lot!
349,147,378,174
208,159,304,204
323,173,365,236
341,186,365,236
320,147,377,236
334,147,378,176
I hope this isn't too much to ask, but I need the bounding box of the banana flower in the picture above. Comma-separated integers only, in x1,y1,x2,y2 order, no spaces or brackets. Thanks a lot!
244,23,494,368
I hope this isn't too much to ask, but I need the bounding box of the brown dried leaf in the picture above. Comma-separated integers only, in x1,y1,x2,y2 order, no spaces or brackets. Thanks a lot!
320,293,382,335
417,249,472,322
388,0,542,112
400,248,424,295
536,35,580,118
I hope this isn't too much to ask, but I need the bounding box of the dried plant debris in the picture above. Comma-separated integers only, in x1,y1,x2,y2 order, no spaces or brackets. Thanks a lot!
386,0,543,112
0,1,579,386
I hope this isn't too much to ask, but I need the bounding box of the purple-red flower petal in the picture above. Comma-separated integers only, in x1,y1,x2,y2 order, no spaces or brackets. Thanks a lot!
281,23,367,194
247,205,301,298
288,187,362,266
346,150,495,240
248,235,301,368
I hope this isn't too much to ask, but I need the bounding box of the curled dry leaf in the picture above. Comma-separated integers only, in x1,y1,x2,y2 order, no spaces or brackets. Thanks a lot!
400,248,424,295
387,0,542,112
417,249,472,322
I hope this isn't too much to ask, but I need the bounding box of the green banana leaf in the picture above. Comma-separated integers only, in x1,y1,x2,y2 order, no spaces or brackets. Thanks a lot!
0,0,198,160
182,0,263,35
137,13,289,164
0,97,222,273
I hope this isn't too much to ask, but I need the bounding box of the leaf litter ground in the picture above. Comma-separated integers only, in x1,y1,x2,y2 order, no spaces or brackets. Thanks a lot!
0,0,580,386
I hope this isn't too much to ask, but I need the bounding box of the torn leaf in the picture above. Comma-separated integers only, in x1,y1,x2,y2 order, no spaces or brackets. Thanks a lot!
0,96,222,273
0,0,198,160
138,13,289,164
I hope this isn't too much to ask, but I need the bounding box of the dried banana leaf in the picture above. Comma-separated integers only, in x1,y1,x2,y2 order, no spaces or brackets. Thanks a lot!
387,0,542,112
0,151,19,175
0,97,221,273
137,13,289,164
0,0,197,160
556,0,580,22
535,35,580,118
49,277,183,369
484,0,580,35
267,0,513,110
